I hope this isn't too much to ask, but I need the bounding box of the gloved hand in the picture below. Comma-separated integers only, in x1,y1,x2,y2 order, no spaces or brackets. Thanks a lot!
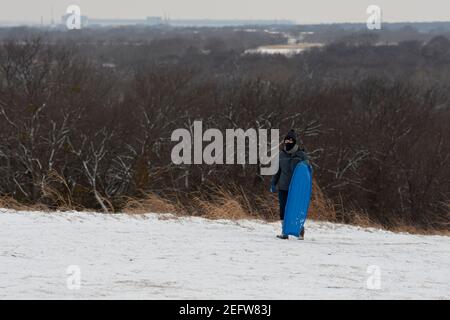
270,182,277,193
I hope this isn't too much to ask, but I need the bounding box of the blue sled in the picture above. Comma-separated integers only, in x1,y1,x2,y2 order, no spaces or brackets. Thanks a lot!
282,162,313,237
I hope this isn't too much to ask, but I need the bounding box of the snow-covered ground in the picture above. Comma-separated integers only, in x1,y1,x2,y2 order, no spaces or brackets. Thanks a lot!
0,209,449,299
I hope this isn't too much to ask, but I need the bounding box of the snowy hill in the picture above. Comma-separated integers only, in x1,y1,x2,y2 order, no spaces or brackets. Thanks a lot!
0,209,449,299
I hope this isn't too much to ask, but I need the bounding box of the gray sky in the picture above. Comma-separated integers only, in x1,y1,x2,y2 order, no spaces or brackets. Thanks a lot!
0,0,449,24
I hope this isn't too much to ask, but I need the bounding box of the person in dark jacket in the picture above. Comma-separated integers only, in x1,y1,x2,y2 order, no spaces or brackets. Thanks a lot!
271,130,309,240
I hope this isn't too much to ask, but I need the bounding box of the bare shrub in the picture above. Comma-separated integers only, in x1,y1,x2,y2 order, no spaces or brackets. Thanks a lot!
0,32,449,234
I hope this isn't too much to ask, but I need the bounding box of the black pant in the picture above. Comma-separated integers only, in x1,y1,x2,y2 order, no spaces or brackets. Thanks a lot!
278,190,289,220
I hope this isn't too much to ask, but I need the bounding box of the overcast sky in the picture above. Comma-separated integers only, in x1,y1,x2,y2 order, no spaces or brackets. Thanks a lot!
0,0,449,24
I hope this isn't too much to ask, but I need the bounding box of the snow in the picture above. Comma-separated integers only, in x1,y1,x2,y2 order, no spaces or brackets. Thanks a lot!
0,209,449,299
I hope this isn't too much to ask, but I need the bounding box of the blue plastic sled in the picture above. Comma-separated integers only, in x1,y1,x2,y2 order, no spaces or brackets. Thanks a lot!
282,162,313,237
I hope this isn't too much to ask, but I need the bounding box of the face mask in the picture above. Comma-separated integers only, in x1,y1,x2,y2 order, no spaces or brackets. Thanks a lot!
285,142,295,151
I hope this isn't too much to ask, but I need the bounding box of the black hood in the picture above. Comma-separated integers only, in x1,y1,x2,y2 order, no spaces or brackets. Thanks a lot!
284,129,297,144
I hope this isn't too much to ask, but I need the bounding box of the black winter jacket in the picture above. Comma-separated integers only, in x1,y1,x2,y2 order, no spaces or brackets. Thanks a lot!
271,146,309,191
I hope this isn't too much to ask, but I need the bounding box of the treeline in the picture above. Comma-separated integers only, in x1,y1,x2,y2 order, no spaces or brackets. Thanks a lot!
0,30,449,231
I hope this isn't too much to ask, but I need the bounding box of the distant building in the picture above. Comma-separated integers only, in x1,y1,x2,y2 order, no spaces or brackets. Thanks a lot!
87,18,146,27
244,43,324,57
58,16,294,28
66,16,163,28
167,19,295,27
146,16,163,26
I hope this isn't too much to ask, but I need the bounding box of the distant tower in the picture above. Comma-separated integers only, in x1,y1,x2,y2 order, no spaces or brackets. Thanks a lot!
163,12,170,25
40,16,44,27
51,6,55,26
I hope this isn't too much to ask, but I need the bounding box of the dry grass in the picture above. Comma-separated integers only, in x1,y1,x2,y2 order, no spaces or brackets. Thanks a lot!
389,222,450,236
0,195,49,212
308,179,337,222
122,193,181,215
41,170,75,210
120,183,449,236
1,182,448,236
375,201,450,236
196,197,249,220
194,187,253,220
342,209,383,229
253,192,279,221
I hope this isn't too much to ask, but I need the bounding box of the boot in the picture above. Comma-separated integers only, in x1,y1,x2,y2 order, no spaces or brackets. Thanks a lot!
298,227,305,240
277,220,288,239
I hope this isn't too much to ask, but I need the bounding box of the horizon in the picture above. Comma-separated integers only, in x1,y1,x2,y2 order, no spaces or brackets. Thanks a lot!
0,0,449,25
2,17,450,28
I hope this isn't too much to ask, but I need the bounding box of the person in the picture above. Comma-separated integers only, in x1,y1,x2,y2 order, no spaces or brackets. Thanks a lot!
270,129,309,240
